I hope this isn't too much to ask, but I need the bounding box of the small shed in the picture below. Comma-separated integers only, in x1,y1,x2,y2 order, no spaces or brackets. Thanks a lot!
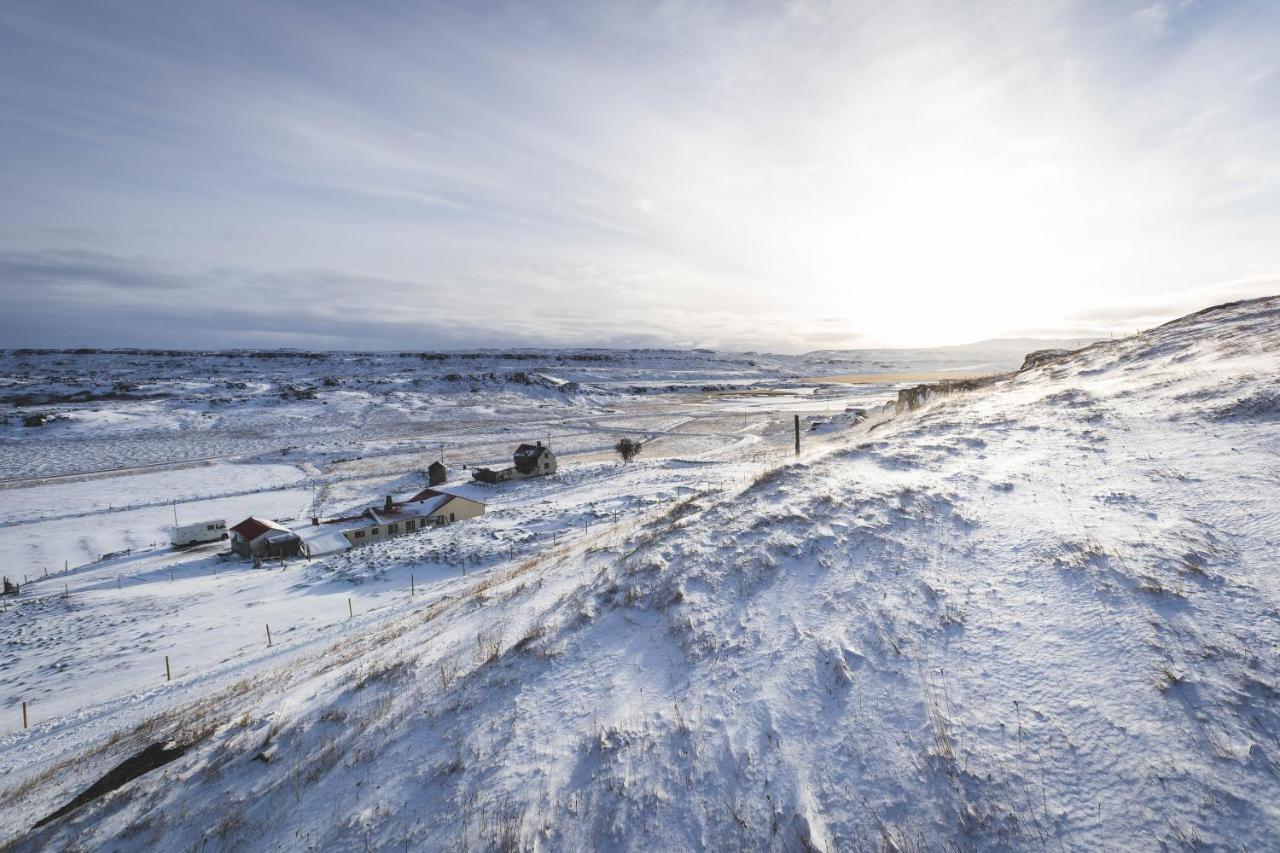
230,517,301,559
428,460,447,486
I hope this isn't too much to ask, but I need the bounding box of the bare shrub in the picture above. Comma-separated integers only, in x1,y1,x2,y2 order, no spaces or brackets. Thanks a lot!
614,437,643,463
437,660,460,691
213,806,245,845
477,629,505,664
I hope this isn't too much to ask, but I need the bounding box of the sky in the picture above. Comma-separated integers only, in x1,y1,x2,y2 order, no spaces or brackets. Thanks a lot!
1,0,1278,352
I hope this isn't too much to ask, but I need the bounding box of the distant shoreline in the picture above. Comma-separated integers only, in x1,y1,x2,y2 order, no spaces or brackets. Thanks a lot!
804,370,999,385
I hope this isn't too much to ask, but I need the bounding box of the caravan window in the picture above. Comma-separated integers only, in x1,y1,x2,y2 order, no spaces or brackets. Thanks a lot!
389,523,399,534
353,530,365,539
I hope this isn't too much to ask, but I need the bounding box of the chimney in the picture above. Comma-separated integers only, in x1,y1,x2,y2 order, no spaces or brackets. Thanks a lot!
536,440,542,447
384,495,394,512
311,516,319,526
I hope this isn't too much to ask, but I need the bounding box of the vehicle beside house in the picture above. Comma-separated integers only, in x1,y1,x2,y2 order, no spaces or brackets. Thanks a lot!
472,441,557,483
169,519,228,548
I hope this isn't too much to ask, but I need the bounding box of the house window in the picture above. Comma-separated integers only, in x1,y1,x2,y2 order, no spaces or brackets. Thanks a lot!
372,527,380,535
389,523,399,534
449,512,455,522
353,531,365,539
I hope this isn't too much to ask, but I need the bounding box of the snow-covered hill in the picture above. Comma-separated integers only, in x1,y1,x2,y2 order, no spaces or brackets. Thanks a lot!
3,298,1278,850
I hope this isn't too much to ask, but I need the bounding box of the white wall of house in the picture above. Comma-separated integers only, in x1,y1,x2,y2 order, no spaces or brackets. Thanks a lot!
340,497,485,548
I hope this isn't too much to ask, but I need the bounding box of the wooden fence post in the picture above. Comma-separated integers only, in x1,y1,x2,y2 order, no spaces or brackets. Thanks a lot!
266,624,272,647
348,598,353,619
22,701,28,730
117,576,122,590
411,574,415,596
165,655,171,682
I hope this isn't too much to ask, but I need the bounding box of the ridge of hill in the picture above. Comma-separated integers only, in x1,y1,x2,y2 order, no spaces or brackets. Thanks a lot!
3,297,1278,850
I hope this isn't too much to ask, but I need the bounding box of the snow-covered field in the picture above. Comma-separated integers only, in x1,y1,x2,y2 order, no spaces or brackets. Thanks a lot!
1,309,1276,850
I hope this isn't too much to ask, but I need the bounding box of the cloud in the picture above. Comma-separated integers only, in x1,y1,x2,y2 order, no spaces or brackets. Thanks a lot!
0,1,1278,350
1132,3,1173,38
0,249,848,352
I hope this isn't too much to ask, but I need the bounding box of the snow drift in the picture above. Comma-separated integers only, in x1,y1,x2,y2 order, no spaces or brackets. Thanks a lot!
3,297,1279,850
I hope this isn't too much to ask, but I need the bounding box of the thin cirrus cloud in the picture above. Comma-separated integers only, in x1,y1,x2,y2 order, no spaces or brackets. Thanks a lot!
0,0,1277,352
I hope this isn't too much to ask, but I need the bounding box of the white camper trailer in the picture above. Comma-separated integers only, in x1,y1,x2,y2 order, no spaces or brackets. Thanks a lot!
170,519,228,548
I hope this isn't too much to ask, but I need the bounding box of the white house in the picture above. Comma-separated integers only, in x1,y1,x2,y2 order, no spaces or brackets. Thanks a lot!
296,488,486,557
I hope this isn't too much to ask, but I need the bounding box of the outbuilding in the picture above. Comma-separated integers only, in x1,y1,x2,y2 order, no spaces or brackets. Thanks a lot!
229,517,301,559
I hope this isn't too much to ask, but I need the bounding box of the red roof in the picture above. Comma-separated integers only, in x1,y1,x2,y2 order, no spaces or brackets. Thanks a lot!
230,517,279,542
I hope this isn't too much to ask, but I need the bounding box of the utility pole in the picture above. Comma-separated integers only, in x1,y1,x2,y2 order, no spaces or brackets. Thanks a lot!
172,501,179,527
439,442,445,464
794,414,801,455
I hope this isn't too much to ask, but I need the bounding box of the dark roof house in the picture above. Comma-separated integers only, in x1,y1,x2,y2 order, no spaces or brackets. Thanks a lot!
513,442,552,474
474,441,558,483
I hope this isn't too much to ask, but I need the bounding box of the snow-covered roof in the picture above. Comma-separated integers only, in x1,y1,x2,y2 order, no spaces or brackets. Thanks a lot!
230,516,290,542
293,525,352,556
406,484,488,504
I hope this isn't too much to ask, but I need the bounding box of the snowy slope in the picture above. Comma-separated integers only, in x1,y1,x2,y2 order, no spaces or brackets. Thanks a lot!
2,298,1278,850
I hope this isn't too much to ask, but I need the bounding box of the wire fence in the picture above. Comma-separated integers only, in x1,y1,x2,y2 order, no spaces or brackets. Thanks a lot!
2,488,723,731
3,435,808,732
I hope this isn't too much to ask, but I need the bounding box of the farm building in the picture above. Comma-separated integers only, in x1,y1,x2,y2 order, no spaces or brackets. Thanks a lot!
472,441,557,484
229,517,301,559
295,488,486,557
428,460,447,486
